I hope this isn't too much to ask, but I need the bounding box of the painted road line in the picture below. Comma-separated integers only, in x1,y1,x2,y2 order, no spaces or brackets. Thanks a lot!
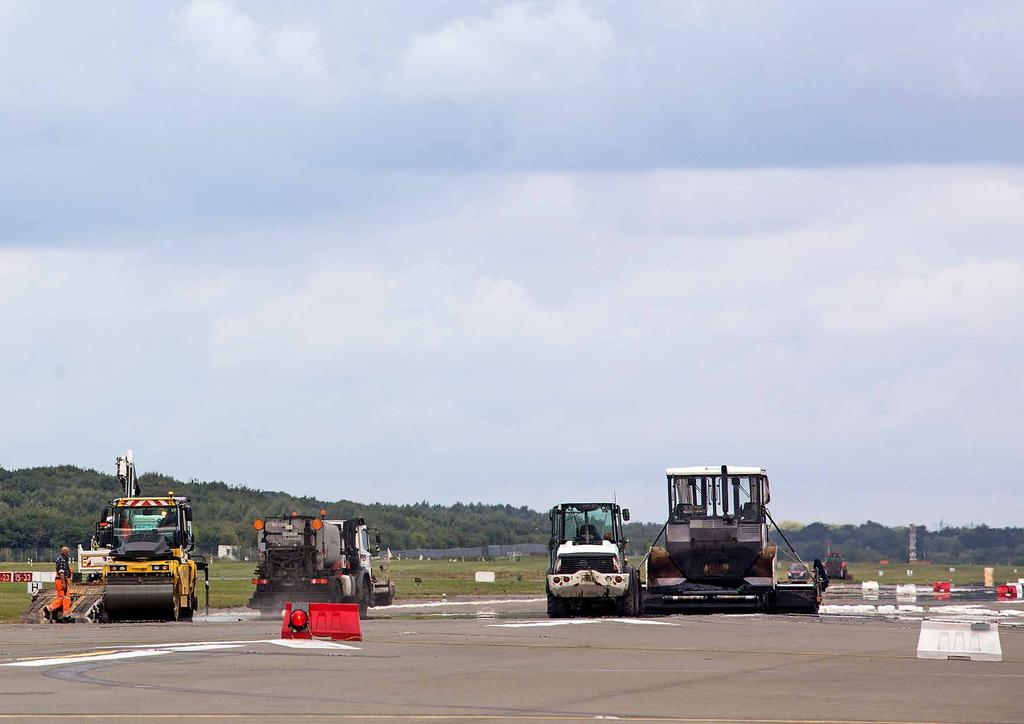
120,639,269,648
3,649,172,668
1,639,356,667
489,619,679,628
375,597,546,610
268,639,360,650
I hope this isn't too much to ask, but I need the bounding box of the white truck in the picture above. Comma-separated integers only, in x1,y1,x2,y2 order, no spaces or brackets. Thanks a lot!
249,513,394,618
546,502,641,617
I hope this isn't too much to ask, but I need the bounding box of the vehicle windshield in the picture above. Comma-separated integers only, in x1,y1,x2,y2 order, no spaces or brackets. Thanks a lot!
559,505,617,544
113,506,180,548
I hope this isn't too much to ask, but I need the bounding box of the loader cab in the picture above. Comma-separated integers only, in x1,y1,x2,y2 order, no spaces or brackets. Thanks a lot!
667,466,770,525
110,497,193,556
548,503,629,569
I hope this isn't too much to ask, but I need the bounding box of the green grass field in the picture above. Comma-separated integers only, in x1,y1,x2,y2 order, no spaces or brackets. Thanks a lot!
3,557,1021,623
842,561,1022,586
0,557,553,622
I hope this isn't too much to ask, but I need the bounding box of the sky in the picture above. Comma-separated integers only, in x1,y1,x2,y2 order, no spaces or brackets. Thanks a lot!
1,1,1023,527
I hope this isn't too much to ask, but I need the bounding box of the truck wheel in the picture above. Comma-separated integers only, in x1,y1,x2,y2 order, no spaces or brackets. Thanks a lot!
546,592,570,618
373,584,395,608
358,576,371,619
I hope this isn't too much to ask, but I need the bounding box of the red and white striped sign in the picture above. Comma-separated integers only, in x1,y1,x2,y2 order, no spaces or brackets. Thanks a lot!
118,498,174,507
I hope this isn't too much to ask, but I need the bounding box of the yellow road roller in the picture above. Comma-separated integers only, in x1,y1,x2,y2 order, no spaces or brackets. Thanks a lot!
102,494,205,621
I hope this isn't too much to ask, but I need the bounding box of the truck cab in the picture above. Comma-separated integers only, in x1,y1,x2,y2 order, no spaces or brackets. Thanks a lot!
546,502,640,617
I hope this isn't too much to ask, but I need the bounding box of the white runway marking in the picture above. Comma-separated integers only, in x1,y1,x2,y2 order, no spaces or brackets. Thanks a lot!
268,639,360,650
375,597,545,610
489,618,679,628
4,649,173,667
1,639,357,668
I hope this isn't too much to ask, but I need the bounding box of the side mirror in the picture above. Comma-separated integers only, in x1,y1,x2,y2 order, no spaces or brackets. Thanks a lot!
549,509,555,521
375,531,382,546
622,509,630,521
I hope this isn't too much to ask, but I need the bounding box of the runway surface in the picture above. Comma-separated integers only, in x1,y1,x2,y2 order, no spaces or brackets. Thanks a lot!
1,596,1022,723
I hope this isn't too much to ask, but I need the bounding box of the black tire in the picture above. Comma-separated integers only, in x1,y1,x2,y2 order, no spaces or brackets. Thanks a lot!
358,576,371,619
373,584,395,608
616,572,639,617
547,592,570,618
329,578,343,604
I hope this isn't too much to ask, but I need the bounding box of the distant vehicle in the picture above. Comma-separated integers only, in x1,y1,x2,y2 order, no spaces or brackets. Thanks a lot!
787,563,810,581
824,551,852,580
249,513,393,618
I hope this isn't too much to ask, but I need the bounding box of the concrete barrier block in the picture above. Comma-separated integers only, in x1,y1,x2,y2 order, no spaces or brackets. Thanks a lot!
474,571,496,583
917,620,1002,662
862,581,879,599
896,583,917,600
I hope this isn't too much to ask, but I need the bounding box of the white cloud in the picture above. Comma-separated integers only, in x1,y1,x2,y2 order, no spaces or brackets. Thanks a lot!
2,165,1010,524
387,1,617,100
168,0,329,98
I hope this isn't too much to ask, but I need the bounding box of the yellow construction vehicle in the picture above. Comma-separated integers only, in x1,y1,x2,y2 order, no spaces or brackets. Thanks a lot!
23,450,208,623
102,451,208,620
103,493,204,620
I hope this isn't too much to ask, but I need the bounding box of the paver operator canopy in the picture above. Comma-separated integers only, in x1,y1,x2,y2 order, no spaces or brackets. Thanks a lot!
644,464,824,614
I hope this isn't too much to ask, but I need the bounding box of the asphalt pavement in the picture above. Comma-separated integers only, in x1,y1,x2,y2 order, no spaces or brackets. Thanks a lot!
0,596,1021,723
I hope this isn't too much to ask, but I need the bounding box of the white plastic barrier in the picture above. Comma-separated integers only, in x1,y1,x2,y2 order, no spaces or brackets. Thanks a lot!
862,581,879,599
474,571,496,583
917,620,1002,662
896,583,917,601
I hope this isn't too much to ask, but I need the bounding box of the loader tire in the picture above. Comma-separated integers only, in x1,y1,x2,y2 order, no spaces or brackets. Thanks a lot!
616,571,640,617
546,592,570,618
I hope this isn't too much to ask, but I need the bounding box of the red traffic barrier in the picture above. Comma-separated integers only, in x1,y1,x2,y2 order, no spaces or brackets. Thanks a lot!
996,585,1015,599
932,581,951,593
281,601,362,641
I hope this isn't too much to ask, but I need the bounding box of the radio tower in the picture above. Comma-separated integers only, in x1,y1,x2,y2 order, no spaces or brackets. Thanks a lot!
908,524,918,563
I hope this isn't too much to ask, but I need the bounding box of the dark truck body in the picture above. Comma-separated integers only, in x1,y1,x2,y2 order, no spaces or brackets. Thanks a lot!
248,514,393,618
824,552,851,580
643,465,825,614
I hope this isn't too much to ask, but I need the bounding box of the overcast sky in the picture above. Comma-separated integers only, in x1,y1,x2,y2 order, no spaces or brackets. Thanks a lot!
2,1,1023,526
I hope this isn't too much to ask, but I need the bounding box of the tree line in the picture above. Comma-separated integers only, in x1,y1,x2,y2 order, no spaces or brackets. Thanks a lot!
0,465,1020,564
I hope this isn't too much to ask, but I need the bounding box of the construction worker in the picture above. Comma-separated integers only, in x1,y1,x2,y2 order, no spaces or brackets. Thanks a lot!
44,546,73,622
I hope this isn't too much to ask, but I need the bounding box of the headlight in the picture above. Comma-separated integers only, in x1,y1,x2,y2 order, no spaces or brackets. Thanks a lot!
554,558,562,572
